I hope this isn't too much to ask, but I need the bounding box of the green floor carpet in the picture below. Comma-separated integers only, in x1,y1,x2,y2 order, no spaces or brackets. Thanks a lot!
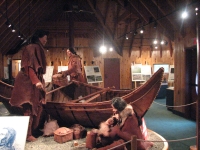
145,98,196,150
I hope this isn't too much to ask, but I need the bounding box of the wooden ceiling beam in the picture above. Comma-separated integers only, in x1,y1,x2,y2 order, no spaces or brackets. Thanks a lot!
112,3,120,39
87,0,122,55
2,1,53,55
151,0,178,29
0,1,32,47
139,0,175,40
128,19,140,57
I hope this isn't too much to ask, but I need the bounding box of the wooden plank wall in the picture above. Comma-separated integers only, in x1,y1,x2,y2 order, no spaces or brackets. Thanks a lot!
174,25,196,115
9,37,174,90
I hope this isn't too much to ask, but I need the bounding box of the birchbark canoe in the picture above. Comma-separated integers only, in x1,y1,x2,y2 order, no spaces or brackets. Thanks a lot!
0,68,164,127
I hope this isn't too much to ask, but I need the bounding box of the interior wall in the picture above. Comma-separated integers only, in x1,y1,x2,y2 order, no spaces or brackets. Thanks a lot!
9,37,174,89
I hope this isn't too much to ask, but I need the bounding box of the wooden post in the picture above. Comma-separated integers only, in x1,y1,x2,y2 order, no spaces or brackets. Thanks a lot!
131,135,137,150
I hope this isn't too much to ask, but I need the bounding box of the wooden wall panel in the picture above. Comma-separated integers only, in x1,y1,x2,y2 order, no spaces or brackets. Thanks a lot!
174,25,196,116
7,37,174,90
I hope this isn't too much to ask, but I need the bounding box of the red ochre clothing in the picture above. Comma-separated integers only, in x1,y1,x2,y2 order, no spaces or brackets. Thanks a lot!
62,54,85,82
10,43,46,116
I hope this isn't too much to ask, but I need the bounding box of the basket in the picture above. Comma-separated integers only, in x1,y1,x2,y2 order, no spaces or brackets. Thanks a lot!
54,127,73,143
52,74,68,86
70,124,87,139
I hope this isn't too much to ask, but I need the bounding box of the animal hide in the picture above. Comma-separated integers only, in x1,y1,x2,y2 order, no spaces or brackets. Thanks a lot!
42,118,59,136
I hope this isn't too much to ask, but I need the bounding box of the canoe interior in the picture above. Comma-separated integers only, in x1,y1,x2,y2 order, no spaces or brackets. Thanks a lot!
0,68,164,128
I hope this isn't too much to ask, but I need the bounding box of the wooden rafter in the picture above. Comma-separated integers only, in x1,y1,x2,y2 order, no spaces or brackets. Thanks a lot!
128,19,140,57
139,0,174,40
87,0,122,55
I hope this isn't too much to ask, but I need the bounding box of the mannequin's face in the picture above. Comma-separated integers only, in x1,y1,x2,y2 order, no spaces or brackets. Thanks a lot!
111,105,117,113
66,49,73,57
39,35,47,46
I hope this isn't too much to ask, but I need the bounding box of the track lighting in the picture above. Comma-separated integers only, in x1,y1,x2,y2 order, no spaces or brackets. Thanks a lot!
140,27,144,34
5,20,11,28
11,26,16,32
153,39,158,44
18,32,21,38
154,21,157,28
134,31,138,35
126,34,128,40
160,40,165,45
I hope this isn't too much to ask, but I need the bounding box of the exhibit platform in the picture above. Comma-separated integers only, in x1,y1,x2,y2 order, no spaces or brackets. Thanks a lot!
25,129,168,150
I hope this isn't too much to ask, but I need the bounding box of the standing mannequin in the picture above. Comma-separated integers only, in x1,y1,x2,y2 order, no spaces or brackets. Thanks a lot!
60,48,85,99
61,47,85,82
10,29,49,142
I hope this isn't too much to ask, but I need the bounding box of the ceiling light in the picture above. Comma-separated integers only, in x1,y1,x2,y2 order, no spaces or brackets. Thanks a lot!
109,47,113,51
195,8,198,15
5,20,11,28
160,40,165,45
181,11,188,19
153,39,158,44
18,32,21,38
11,26,16,32
155,46,158,49
126,34,128,40
140,27,144,34
99,45,107,54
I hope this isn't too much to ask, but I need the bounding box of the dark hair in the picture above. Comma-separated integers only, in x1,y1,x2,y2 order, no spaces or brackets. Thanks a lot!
111,97,127,112
31,29,49,43
68,47,77,55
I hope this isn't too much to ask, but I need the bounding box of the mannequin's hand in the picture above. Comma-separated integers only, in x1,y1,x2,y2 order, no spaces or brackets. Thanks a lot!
36,82,44,90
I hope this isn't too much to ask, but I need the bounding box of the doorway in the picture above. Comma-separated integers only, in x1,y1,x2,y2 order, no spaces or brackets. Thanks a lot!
104,58,120,89
185,47,197,120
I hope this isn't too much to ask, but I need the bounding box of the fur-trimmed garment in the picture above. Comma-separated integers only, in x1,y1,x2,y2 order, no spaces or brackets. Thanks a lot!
97,104,148,150
62,55,85,82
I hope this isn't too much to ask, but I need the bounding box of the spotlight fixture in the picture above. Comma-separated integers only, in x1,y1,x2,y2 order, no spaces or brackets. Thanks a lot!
109,47,113,51
195,7,198,15
155,46,158,49
99,45,107,54
11,26,16,32
153,39,158,44
126,34,128,40
18,32,21,38
181,10,188,19
5,20,11,28
133,31,138,35
160,40,165,45
140,27,144,34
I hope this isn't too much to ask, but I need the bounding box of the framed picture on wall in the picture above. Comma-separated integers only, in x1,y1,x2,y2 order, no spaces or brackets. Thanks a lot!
43,66,54,83
153,64,169,73
131,64,151,81
84,66,103,83
168,65,174,80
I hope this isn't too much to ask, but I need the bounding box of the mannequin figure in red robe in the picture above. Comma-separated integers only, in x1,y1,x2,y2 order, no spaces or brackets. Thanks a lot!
10,29,49,142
